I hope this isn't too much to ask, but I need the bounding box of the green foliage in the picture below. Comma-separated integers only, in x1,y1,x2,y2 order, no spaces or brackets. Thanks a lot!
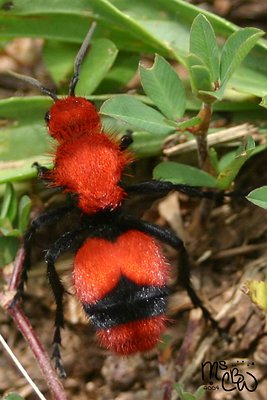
215,136,255,190
244,280,267,312
75,38,118,96
219,28,264,96
3,394,25,400
153,162,217,188
246,186,267,209
1,0,267,97
139,55,186,120
0,183,31,267
190,15,220,83
101,95,174,135
101,14,263,189
186,15,264,102
0,1,266,191
174,383,205,400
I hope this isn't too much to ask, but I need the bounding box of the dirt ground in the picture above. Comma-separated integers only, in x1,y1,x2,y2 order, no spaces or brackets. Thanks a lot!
1,1,267,399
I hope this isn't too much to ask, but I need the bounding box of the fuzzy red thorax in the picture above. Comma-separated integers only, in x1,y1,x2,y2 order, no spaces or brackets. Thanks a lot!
51,132,131,214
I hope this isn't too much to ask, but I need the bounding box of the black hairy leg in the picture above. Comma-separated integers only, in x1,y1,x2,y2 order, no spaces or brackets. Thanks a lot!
44,229,84,378
124,179,229,203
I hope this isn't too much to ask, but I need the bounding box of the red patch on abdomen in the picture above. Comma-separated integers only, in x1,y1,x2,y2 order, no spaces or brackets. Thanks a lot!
73,230,169,304
73,231,169,354
97,316,166,354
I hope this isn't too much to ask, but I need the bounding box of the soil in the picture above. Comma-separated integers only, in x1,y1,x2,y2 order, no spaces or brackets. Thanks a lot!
1,1,267,399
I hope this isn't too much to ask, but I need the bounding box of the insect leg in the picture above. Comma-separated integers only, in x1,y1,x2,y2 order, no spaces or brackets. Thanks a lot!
32,162,51,179
124,180,225,202
45,229,82,378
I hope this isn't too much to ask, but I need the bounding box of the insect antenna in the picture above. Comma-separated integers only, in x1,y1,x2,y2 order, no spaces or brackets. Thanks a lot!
8,71,58,101
69,21,97,96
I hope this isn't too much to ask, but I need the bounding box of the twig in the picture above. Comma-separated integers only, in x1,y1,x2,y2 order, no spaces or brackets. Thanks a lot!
0,245,67,400
8,244,25,291
164,123,257,156
162,381,173,400
211,242,267,260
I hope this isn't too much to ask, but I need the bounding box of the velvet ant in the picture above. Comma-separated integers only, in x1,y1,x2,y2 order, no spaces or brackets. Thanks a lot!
12,23,227,377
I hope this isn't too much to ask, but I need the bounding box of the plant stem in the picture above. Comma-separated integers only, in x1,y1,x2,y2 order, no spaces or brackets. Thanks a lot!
188,102,215,232
195,102,213,173
0,245,67,400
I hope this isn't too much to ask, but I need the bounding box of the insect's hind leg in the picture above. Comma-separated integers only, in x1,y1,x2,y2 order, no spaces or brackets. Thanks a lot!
44,229,83,378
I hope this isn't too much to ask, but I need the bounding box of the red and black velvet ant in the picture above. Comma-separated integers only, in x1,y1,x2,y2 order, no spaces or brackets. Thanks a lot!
12,23,228,377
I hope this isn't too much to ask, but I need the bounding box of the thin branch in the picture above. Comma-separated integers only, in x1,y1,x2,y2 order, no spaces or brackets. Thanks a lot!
163,123,257,156
0,245,67,400
8,242,25,291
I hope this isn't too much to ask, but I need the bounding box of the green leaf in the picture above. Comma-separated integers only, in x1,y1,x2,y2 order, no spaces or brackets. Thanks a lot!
164,116,201,130
0,96,52,125
188,65,213,99
218,149,236,171
0,236,19,268
128,130,168,157
75,38,118,95
0,183,17,222
219,28,264,95
0,157,52,184
18,195,32,232
1,0,267,98
96,52,139,93
246,186,267,209
244,280,267,312
0,216,13,235
153,162,217,187
139,54,186,119
186,54,216,101
190,14,219,83
173,383,205,400
260,95,267,109
216,137,255,190
194,386,205,400
43,40,78,85
208,147,219,175
3,393,25,400
100,95,174,135
0,96,53,183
